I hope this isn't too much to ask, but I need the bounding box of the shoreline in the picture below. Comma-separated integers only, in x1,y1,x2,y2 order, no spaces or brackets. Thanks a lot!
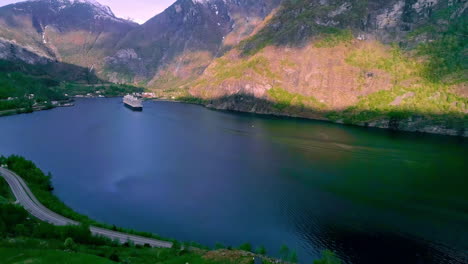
2,96,464,138
0,155,291,263
154,98,468,138
0,155,177,245
0,167,173,248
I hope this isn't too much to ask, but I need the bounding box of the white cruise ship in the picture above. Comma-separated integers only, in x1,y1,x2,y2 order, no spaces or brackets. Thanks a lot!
123,95,143,111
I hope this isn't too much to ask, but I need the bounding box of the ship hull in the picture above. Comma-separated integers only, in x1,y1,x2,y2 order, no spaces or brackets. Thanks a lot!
124,102,143,111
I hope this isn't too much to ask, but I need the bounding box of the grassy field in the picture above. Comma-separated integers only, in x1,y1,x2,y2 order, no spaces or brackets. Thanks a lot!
0,236,265,264
0,248,114,264
267,86,326,111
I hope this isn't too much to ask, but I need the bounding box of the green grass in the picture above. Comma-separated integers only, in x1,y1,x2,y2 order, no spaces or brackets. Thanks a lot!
413,1,467,83
314,250,342,264
337,39,467,127
0,246,250,264
175,95,207,105
0,248,114,264
268,86,325,111
345,45,419,82
194,55,277,91
314,29,353,48
154,254,236,264
0,237,260,264
213,56,276,83
329,84,468,127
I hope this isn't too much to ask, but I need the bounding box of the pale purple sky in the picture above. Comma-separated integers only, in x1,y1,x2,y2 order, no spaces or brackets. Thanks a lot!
0,0,177,24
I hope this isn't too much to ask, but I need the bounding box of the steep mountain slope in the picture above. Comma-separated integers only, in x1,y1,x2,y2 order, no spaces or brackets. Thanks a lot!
0,0,138,76
0,0,282,92
104,0,282,92
190,0,468,136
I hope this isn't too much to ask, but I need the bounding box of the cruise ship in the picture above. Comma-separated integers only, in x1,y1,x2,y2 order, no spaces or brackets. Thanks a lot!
123,95,143,111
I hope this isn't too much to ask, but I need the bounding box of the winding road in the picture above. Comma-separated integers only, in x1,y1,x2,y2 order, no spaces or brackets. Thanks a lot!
0,167,173,248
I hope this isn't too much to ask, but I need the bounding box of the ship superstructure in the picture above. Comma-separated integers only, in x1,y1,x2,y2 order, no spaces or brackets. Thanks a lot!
123,95,143,111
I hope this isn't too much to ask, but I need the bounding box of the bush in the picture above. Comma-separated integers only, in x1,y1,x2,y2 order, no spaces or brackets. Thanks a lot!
256,245,267,255
64,237,77,251
279,245,290,260
215,242,226,249
289,250,298,263
314,250,342,264
172,240,181,250
0,204,29,235
239,243,252,252
109,251,120,262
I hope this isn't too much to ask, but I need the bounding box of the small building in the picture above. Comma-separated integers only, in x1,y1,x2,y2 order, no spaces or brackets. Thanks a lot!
142,92,156,98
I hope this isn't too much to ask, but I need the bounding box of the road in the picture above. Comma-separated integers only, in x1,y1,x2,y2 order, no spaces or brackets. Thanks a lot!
0,167,173,248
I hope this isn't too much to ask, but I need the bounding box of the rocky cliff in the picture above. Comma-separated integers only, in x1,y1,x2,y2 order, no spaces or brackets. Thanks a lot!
189,0,468,136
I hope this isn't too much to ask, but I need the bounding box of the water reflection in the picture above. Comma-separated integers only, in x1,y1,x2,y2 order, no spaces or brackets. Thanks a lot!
0,98,466,264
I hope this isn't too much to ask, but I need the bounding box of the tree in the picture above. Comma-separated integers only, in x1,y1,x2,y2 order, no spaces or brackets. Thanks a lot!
172,240,181,250
14,224,27,236
0,221,6,237
239,242,252,252
256,245,267,255
109,251,120,262
314,250,342,264
64,237,77,251
279,245,290,260
215,242,226,249
289,250,298,263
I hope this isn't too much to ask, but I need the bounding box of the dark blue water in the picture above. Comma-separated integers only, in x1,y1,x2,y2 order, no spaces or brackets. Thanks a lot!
0,98,467,264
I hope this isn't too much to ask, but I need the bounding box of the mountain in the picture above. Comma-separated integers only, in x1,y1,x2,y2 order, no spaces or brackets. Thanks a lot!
0,0,282,88
189,0,468,136
0,0,137,74
104,0,282,89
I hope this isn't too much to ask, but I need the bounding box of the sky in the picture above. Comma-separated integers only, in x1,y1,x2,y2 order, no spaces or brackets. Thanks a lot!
0,0,177,24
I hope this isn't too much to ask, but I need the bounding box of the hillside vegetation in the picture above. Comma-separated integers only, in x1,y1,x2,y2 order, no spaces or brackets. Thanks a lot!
0,59,142,115
189,0,468,136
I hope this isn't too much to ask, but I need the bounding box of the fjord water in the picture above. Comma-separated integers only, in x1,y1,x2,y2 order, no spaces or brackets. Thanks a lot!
0,98,466,264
